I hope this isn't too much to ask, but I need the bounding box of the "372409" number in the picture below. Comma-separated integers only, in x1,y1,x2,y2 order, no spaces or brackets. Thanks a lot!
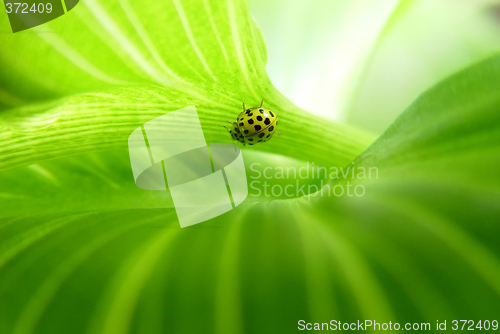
452,320,499,331
5,3,53,14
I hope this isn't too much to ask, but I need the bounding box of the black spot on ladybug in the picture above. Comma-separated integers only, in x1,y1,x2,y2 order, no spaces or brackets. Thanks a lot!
266,134,270,138
248,138,253,141
270,111,275,117
259,133,265,138
268,126,274,132
246,109,251,113
240,118,244,120
248,119,254,125
258,140,262,142
254,125,261,131
256,116,263,121
259,110,263,114
239,122,244,126
244,130,249,134
247,112,253,117
249,143,254,145
235,128,240,133
264,118,271,125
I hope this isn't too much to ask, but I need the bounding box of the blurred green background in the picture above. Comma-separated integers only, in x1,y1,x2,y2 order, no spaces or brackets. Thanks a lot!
249,0,500,133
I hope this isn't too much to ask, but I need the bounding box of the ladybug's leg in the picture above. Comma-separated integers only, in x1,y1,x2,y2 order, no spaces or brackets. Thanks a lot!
227,120,233,124
275,131,281,136
242,103,245,112
260,99,263,107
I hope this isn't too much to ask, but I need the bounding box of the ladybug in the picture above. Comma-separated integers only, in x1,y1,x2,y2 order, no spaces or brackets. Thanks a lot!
225,100,279,145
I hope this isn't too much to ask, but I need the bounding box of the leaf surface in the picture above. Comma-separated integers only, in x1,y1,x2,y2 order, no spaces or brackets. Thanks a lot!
0,1,499,333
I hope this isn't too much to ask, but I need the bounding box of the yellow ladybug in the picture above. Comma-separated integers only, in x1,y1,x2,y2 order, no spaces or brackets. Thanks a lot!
226,100,279,146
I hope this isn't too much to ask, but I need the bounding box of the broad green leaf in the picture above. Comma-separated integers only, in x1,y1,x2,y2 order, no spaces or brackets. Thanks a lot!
0,0,373,169
0,86,373,171
1,54,499,333
1,0,500,334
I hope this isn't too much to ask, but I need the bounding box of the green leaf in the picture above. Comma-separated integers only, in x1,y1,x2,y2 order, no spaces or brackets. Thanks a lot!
1,0,500,333
0,86,372,171
0,0,373,169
